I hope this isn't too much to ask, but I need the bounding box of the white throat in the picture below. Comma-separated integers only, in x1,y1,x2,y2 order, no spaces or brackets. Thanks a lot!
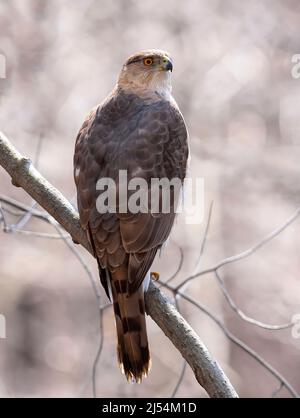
148,71,172,99
118,68,172,101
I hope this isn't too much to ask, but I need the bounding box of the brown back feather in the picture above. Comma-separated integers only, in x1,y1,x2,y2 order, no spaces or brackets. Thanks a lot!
74,86,188,382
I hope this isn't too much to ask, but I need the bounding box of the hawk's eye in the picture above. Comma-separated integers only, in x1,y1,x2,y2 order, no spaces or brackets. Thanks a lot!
143,57,153,66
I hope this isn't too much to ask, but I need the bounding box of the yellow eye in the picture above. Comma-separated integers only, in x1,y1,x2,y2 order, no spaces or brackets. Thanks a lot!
143,57,153,66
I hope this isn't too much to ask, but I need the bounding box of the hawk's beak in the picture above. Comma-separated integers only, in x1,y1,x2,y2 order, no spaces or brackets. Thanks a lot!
161,57,173,72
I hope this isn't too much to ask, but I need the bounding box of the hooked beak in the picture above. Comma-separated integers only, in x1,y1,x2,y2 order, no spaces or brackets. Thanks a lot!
161,57,173,72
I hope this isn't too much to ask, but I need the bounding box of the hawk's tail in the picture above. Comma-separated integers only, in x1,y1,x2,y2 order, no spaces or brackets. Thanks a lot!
111,277,151,383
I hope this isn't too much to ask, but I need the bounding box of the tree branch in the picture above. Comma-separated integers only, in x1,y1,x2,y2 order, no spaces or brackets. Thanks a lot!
145,283,237,397
0,131,238,398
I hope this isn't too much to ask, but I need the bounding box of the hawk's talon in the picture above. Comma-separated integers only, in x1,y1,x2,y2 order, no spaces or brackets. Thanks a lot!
151,271,160,282
11,178,20,187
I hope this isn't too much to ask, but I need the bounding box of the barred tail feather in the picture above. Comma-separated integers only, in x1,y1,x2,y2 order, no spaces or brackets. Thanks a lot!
112,279,150,383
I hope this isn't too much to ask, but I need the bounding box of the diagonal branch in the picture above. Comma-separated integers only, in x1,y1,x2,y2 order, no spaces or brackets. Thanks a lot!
0,132,90,252
0,131,238,398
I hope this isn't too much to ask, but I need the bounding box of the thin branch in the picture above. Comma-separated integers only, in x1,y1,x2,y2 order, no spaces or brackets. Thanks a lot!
10,134,44,231
170,297,187,398
10,200,37,230
161,281,299,399
49,221,104,398
0,203,8,230
0,205,25,217
165,245,184,284
34,133,44,169
0,131,238,398
0,133,91,253
92,308,104,398
272,382,284,398
214,270,295,330
146,282,238,398
171,360,187,398
0,195,53,222
3,228,70,239
194,200,214,272
178,205,300,291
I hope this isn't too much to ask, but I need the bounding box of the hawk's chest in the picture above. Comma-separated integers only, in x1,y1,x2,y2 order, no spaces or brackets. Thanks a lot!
88,96,174,180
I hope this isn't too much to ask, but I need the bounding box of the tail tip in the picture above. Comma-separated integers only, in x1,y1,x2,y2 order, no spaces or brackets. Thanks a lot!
118,357,151,384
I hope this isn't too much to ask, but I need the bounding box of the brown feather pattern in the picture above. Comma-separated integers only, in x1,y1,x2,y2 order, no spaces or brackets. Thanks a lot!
74,77,188,382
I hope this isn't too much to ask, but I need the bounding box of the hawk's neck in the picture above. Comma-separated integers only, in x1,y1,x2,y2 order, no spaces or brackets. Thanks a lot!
116,77,172,102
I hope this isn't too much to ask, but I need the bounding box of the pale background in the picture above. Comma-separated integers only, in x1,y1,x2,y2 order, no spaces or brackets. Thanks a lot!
0,0,300,398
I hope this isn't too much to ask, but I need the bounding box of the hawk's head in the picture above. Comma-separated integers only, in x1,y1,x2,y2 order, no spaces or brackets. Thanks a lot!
118,49,173,99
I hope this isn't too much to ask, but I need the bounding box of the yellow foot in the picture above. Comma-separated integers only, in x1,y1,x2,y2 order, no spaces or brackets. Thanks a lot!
151,271,160,282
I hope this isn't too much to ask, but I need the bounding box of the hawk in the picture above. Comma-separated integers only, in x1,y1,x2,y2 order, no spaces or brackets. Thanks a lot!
74,50,189,382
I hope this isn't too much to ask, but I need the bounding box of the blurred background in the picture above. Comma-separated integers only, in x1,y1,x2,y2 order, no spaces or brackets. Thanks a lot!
1,0,300,398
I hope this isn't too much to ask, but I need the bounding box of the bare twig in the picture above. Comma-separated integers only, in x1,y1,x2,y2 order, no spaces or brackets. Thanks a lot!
178,205,300,290
214,270,295,330
272,382,284,398
9,134,44,231
0,205,25,217
3,228,70,239
0,195,54,222
170,297,187,397
49,220,104,398
0,203,8,230
171,360,187,398
194,201,214,272
165,245,184,284
146,282,238,398
0,134,91,253
161,281,299,398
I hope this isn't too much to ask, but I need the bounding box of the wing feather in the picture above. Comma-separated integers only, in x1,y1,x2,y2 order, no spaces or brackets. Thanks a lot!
74,91,188,294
